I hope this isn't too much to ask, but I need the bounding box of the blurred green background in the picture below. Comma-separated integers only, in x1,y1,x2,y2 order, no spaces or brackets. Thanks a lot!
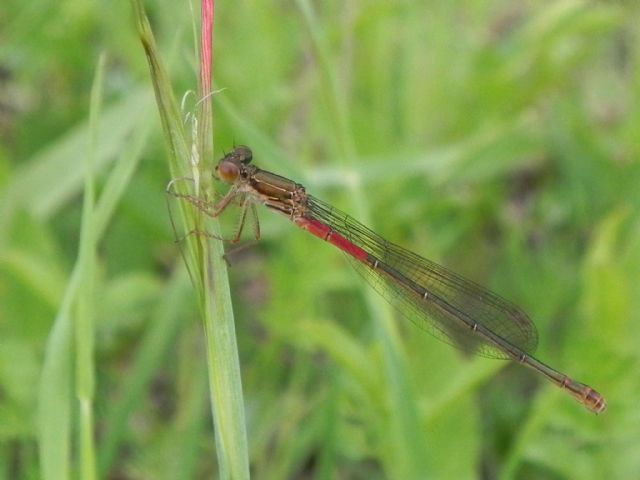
1,0,639,478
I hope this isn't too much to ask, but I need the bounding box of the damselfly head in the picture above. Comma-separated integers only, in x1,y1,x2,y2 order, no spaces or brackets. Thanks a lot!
215,146,253,184
228,145,253,164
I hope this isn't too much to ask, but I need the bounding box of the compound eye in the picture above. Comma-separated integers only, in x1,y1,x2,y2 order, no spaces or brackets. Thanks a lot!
216,161,240,183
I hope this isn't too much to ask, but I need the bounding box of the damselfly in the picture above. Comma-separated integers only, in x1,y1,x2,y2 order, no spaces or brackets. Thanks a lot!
170,146,606,414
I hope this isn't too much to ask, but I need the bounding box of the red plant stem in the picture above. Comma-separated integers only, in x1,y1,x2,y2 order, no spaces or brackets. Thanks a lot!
200,0,215,97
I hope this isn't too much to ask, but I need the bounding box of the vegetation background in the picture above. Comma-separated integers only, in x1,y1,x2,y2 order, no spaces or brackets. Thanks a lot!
1,0,638,478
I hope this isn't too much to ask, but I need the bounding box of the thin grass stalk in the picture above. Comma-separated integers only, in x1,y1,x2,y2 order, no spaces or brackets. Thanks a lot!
196,2,250,479
38,283,74,480
130,0,249,477
38,54,130,480
74,52,106,480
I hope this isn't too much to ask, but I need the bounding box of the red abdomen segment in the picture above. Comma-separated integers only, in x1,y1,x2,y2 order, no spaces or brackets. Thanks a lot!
295,217,369,262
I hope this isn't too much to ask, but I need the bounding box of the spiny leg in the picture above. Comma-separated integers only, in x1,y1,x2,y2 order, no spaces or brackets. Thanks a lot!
230,198,251,243
249,202,261,241
166,177,242,218
166,177,262,246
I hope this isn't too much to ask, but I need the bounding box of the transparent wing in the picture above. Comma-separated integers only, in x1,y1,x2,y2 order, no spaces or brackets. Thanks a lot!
306,196,538,359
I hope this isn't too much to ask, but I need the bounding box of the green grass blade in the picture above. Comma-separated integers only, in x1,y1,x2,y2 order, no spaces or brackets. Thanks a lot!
73,52,107,480
130,1,249,477
38,279,74,480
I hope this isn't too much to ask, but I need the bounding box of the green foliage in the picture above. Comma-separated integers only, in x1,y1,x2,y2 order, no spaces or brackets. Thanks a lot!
1,0,639,478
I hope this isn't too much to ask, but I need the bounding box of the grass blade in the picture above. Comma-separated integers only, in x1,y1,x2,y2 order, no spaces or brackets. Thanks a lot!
130,1,249,477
